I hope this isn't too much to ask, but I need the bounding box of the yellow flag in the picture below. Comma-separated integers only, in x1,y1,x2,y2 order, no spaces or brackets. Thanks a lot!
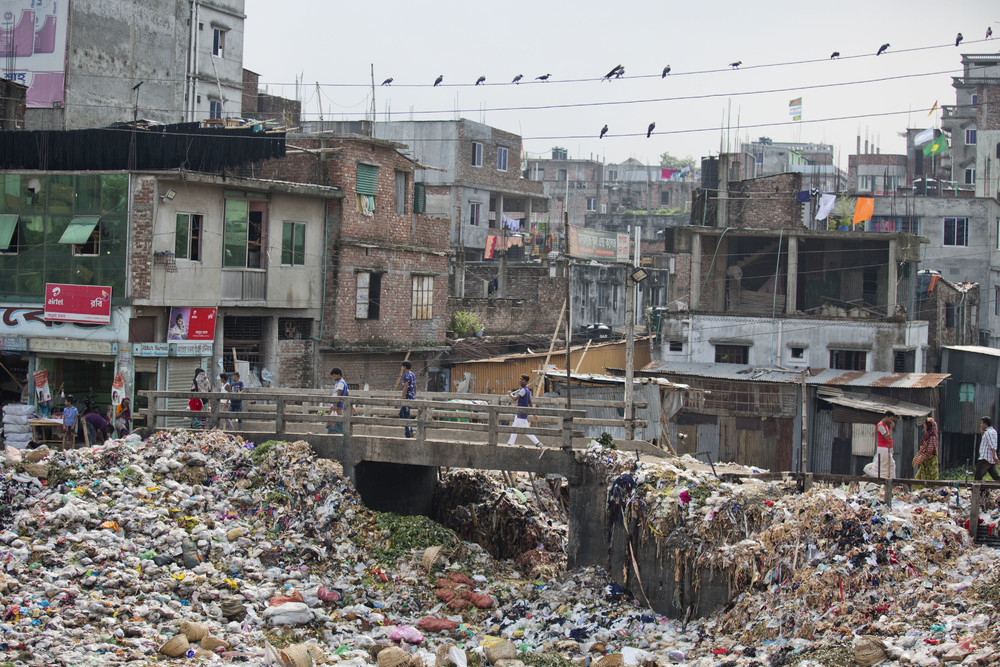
853,197,874,224
927,101,938,117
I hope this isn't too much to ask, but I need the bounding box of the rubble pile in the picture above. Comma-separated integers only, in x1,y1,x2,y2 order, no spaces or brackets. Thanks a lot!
0,432,998,666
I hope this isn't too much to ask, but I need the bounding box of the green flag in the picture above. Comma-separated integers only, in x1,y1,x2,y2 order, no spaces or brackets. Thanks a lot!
923,133,949,157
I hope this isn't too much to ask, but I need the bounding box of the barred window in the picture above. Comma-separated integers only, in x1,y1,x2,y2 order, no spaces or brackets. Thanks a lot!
411,275,433,319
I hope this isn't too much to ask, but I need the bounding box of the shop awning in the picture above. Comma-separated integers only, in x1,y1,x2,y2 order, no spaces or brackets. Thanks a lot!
0,214,17,250
58,216,100,244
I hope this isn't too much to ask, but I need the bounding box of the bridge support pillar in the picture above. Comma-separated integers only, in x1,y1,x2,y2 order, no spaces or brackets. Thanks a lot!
567,464,608,568
352,461,438,516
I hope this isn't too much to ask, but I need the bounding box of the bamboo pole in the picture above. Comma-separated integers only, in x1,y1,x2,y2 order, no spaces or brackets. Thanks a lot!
533,298,566,394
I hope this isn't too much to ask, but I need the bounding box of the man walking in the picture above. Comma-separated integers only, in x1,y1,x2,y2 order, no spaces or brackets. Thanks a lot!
508,374,541,446
328,368,348,435
229,371,245,428
975,416,1000,481
864,410,896,478
399,361,415,438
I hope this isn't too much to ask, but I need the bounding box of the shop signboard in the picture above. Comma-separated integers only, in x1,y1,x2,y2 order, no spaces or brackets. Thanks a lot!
567,225,630,263
0,336,27,352
170,341,214,357
133,343,169,357
43,283,112,324
167,307,217,341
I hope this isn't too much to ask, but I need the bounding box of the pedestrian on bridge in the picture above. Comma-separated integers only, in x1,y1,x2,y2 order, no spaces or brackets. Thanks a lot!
399,361,415,438
328,368,348,435
508,374,541,446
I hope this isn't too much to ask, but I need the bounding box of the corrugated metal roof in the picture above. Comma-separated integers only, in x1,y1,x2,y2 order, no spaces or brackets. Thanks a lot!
817,389,932,417
943,345,1000,358
543,370,688,391
640,362,949,388
470,337,652,363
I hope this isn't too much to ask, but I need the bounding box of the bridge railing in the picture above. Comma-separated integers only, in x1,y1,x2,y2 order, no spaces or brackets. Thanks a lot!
139,390,592,449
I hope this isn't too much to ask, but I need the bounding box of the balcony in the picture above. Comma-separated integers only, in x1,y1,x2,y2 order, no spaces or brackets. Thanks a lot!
941,105,975,120
221,269,266,301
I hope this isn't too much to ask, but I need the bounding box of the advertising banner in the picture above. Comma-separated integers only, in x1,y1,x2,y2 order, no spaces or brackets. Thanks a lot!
43,284,112,324
0,1,69,108
567,225,630,263
33,369,50,402
167,307,217,341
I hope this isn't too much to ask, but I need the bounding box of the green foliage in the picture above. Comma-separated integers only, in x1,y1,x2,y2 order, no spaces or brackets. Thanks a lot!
372,513,458,565
597,432,617,449
250,440,282,466
452,310,484,338
659,152,695,169
941,464,974,481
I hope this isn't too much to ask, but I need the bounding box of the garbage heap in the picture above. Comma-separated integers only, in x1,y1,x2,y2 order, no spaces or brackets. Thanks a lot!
0,432,999,667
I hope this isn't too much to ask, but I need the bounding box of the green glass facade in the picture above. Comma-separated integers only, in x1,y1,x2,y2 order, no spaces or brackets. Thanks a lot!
0,173,129,302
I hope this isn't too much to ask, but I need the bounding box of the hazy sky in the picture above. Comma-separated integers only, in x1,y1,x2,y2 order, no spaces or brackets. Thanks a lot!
243,1,993,169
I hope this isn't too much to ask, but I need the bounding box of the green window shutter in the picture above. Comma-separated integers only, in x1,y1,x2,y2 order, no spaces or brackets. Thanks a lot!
281,222,293,265
413,182,426,213
58,216,101,244
0,214,18,250
356,164,379,196
223,199,249,267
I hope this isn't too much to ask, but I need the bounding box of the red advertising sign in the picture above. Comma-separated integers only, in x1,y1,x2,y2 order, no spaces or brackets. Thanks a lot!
168,307,217,341
44,283,112,324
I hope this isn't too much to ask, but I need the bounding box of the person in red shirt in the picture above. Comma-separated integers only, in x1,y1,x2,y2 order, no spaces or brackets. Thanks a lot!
864,410,897,478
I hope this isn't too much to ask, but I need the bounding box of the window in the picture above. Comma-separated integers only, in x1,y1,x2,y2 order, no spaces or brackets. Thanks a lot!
660,191,670,206
58,216,101,256
355,271,382,319
972,93,978,105
281,221,305,266
965,168,976,185
558,169,567,182
945,304,956,328
960,382,975,402
753,152,763,164
278,318,312,340
394,170,407,214
223,199,264,268
944,217,968,246
411,275,433,319
174,213,202,261
356,164,378,216
0,214,18,254
533,167,544,180
586,197,597,212
829,349,866,371
209,100,222,119
893,350,914,372
471,142,483,167
497,147,508,172
966,129,977,145
668,340,683,352
715,344,748,364
212,28,226,57
790,347,804,359
469,201,481,226
607,169,618,181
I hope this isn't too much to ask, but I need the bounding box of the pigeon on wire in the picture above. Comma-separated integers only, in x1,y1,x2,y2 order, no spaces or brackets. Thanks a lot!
729,60,742,69
830,51,840,59
433,75,444,86
603,65,623,81
876,43,890,56
662,65,671,77
536,73,551,81
475,76,486,86
380,78,393,86
955,32,963,47
987,27,993,39
646,122,655,138
512,74,523,84
599,124,609,139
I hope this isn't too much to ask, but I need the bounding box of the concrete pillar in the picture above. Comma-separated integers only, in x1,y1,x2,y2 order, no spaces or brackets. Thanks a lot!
567,465,608,568
887,239,897,316
786,235,798,314
690,233,702,310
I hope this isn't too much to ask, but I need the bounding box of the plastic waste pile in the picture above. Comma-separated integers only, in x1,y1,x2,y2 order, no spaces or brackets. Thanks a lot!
1,431,999,666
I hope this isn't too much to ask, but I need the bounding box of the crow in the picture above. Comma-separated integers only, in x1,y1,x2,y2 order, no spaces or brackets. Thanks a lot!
729,60,742,69
603,64,623,80
830,51,840,59
512,74,523,84
599,124,608,139
433,75,444,86
475,76,486,86
646,122,655,138
876,43,890,56
614,66,625,79
662,65,671,78
380,78,393,86
536,73,551,81
955,32,963,47
988,27,993,39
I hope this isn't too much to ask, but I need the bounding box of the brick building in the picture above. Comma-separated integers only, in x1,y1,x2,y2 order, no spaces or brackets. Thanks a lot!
241,69,301,127
252,131,452,391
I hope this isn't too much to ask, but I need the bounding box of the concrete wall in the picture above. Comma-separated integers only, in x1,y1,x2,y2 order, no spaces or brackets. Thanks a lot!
656,314,929,372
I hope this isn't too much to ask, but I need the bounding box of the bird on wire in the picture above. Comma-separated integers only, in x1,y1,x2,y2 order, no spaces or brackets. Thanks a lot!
475,75,486,85
614,67,625,79
599,124,609,139
876,43,890,55
830,51,840,59
512,74,523,84
380,77,393,86
662,65,671,77
433,75,444,86
729,60,742,69
955,32,963,47
536,73,551,81
646,122,656,138
987,27,993,39
603,65,623,80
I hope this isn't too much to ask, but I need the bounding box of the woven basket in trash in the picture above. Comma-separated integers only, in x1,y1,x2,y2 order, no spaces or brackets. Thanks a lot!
200,635,231,651
493,660,525,667
179,620,209,641
305,643,328,665
220,598,246,620
377,646,410,667
853,637,887,666
369,643,394,661
279,643,315,667
595,654,624,667
484,639,517,665
159,634,190,657
21,462,48,478
422,545,444,571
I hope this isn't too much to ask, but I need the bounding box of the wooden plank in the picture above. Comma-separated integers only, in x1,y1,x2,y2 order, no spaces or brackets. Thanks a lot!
970,483,981,538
